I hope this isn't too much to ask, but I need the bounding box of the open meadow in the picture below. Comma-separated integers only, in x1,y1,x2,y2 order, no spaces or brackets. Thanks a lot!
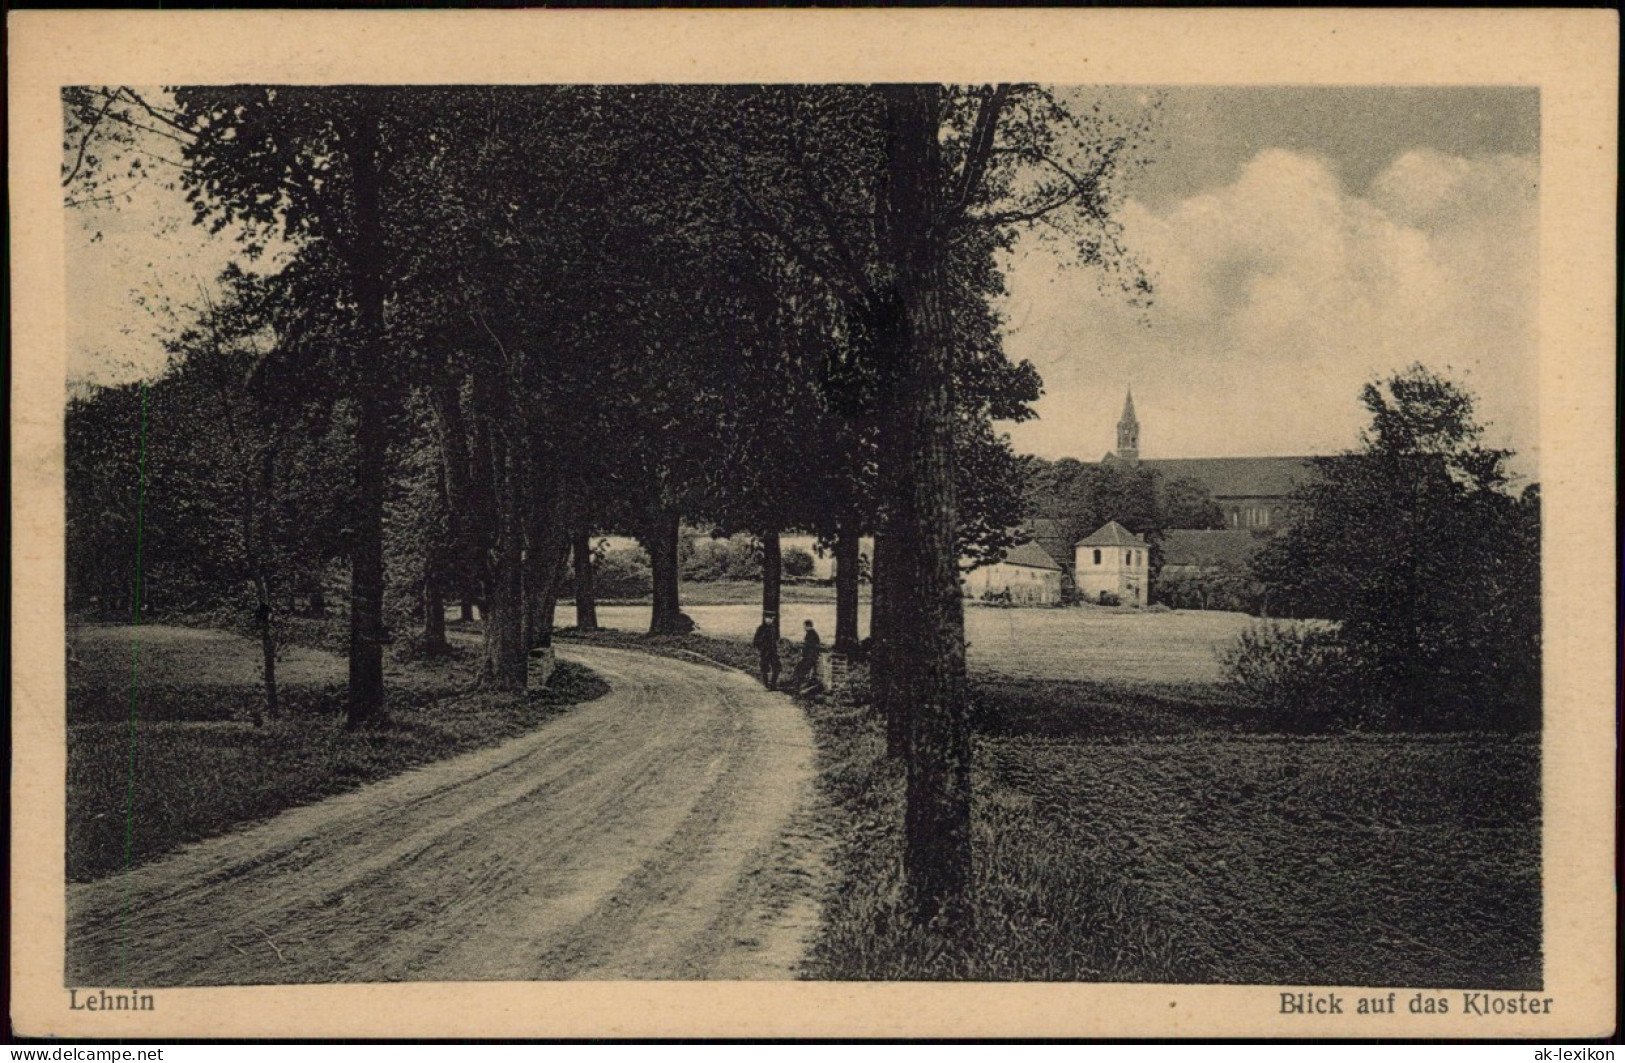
557,595,1253,685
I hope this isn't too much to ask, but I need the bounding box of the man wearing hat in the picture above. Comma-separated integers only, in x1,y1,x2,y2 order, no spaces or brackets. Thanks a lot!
751,612,782,690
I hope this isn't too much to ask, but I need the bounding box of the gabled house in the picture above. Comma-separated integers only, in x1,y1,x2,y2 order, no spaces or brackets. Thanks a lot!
1074,521,1149,606
962,540,1064,605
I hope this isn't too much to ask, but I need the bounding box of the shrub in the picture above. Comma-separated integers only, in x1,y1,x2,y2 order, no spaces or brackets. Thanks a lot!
1220,621,1371,729
1096,590,1121,607
783,547,816,579
1222,618,1538,734
595,544,652,598
682,535,763,582
1155,565,1265,614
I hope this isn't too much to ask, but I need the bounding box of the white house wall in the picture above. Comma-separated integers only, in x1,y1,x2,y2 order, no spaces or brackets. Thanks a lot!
1074,543,1148,606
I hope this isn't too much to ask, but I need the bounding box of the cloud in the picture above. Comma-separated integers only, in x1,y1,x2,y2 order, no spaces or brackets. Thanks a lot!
1002,147,1539,478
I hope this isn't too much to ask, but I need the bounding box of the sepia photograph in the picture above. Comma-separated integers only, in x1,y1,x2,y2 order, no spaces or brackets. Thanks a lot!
10,9,1617,1041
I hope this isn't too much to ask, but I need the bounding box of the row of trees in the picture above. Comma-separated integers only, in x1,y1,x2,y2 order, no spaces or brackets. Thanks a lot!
65,83,1151,921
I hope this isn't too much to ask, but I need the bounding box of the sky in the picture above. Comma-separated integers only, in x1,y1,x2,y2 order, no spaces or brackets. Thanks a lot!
65,85,1541,475
997,86,1540,477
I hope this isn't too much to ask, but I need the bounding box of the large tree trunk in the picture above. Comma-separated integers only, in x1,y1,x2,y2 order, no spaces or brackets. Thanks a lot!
253,572,276,727
421,465,452,657
422,574,447,654
646,506,684,635
523,470,569,651
760,526,782,641
572,529,599,630
343,109,392,729
834,516,862,653
524,481,567,650
537,540,570,649
251,442,277,726
483,458,527,690
878,84,973,925
426,370,478,610
474,366,526,692
873,531,907,759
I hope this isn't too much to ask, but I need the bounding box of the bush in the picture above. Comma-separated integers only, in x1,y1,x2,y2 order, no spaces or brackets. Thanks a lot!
682,535,763,582
595,544,652,598
1155,565,1265,614
1222,618,1538,734
783,547,816,579
1096,590,1121,607
1220,621,1371,729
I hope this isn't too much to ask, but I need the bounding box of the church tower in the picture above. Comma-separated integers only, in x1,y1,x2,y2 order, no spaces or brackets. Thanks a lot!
1115,388,1140,463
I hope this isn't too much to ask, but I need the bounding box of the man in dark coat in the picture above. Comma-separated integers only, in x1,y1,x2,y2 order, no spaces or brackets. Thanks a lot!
791,618,822,691
751,613,781,690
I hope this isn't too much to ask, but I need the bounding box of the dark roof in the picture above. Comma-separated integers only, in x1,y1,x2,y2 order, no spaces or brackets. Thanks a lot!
998,540,1063,570
1018,518,1072,566
1138,457,1319,500
1077,521,1147,548
1162,529,1271,569
1022,516,1064,540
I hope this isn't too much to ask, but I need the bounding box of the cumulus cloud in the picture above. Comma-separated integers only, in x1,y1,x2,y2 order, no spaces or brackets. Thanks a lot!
1003,148,1539,478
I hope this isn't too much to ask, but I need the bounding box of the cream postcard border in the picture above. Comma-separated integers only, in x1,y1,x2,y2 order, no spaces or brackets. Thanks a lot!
9,8,1617,1039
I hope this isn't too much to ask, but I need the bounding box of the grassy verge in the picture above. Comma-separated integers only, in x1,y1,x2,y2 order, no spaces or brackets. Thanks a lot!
68,623,609,883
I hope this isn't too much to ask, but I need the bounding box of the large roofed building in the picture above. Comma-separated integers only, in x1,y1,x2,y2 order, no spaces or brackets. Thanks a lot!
1074,520,1150,606
962,539,1064,605
1103,389,1321,531
1015,391,1329,602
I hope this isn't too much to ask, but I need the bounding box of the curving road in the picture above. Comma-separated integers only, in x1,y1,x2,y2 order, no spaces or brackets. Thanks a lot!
66,645,826,985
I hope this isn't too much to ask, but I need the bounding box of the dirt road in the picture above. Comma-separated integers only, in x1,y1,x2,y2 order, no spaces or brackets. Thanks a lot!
67,646,826,984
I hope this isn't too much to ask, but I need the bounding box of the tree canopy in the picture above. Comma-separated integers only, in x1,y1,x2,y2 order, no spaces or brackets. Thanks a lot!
1249,365,1540,726
64,81,1153,922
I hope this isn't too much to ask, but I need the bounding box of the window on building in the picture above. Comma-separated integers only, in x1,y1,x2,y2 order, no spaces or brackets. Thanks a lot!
1093,549,1101,565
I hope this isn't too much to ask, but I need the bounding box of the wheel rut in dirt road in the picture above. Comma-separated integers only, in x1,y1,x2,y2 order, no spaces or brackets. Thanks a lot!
66,645,826,984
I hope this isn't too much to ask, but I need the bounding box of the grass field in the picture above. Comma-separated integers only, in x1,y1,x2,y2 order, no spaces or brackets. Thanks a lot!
806,726,1540,986
66,623,608,882
557,624,1542,988
557,599,1253,684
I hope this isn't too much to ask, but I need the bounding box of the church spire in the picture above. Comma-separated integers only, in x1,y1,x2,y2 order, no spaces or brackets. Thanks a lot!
1116,387,1140,463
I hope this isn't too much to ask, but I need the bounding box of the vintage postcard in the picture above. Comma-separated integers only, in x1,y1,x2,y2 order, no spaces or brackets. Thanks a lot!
9,8,1617,1040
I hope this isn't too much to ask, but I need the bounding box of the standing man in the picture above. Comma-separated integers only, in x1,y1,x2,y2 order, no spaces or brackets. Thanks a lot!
792,618,822,692
752,612,781,690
